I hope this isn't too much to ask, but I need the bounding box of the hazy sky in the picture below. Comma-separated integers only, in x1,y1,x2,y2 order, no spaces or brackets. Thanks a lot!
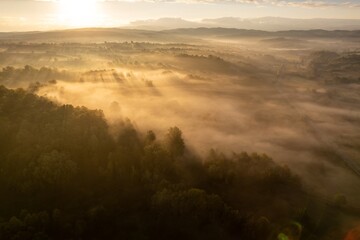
0,0,359,31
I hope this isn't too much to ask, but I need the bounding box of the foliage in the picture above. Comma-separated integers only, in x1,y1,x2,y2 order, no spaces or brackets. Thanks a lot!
0,86,345,239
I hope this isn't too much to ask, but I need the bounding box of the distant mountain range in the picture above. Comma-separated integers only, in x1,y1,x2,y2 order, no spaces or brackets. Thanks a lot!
0,28,359,43
128,17,360,31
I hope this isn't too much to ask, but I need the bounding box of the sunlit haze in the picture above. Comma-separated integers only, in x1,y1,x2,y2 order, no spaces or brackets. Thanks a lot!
57,0,102,27
0,0,359,31
0,0,359,239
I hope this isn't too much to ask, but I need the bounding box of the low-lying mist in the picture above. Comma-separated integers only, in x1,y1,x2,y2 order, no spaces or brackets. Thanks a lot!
0,34,360,199
3,39,354,203
0,28,360,239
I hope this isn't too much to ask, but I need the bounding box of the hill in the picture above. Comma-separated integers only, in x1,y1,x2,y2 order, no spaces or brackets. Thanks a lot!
0,27,359,43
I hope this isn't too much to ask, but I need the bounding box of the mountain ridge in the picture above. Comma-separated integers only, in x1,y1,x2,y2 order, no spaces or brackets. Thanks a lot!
127,17,360,31
0,27,359,43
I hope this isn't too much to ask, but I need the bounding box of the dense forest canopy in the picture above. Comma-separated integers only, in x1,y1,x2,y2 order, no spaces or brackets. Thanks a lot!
0,85,354,240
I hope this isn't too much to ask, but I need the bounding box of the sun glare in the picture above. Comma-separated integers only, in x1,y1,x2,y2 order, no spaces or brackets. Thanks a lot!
57,0,101,27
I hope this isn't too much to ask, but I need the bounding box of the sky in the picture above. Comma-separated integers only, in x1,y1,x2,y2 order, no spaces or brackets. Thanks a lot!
0,0,359,31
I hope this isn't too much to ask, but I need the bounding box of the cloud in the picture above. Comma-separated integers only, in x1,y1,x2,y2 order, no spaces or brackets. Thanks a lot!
0,0,359,8
104,0,360,8
282,0,360,8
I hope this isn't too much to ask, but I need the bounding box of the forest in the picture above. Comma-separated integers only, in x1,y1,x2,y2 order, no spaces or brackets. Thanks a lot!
0,85,354,240
0,27,359,240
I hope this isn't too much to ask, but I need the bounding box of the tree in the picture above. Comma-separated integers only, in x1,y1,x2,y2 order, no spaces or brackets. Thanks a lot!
31,150,77,187
165,127,185,157
145,130,156,145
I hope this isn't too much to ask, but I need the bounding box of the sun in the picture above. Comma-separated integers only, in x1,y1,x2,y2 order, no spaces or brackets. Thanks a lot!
57,0,101,27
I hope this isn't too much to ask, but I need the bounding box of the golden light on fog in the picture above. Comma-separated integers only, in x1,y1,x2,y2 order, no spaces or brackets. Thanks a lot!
57,0,101,27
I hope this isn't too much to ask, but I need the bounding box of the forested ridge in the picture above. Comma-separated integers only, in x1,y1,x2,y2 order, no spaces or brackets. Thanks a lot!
0,86,349,239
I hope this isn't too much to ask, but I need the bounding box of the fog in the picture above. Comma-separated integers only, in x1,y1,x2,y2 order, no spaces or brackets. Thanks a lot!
0,29,359,239
1,35,358,194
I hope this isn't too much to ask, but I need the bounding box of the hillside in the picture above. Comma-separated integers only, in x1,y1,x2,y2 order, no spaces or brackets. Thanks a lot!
0,85,352,240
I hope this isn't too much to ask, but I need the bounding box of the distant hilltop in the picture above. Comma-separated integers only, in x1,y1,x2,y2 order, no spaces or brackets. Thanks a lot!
127,17,360,31
0,28,359,43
